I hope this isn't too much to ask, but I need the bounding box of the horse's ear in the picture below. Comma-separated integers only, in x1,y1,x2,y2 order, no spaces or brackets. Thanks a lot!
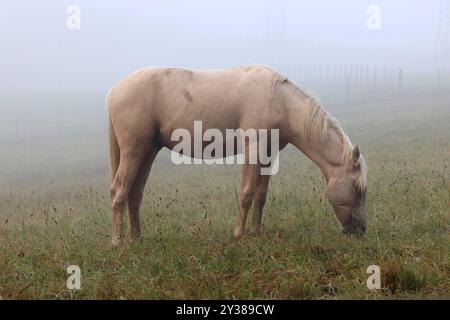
352,145,360,165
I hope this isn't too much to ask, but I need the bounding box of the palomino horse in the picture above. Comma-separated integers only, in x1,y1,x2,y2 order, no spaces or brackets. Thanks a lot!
107,65,368,246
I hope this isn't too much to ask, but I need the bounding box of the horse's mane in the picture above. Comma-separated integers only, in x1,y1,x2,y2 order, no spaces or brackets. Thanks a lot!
289,84,368,192
243,64,288,91
270,72,288,91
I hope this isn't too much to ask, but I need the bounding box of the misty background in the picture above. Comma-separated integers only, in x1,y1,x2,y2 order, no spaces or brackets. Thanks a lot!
0,0,449,187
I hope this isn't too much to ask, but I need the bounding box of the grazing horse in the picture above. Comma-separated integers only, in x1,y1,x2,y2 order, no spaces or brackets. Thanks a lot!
107,64,368,246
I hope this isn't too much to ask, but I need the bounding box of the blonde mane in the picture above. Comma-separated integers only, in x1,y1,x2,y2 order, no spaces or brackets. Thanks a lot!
294,88,368,192
270,72,288,91
242,64,288,91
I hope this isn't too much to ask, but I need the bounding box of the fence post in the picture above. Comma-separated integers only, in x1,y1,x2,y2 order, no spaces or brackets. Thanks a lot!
15,115,19,142
437,68,441,91
365,65,369,85
398,68,403,94
59,110,64,136
373,66,377,88
346,76,351,101
356,64,361,82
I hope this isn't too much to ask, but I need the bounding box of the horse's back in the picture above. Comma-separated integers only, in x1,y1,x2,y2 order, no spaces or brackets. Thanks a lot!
107,65,288,147
109,64,283,105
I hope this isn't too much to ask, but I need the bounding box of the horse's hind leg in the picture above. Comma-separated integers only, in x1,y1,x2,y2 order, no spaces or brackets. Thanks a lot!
111,146,150,247
127,145,159,242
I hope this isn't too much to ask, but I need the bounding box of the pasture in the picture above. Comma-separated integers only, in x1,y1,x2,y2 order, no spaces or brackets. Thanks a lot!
0,88,449,299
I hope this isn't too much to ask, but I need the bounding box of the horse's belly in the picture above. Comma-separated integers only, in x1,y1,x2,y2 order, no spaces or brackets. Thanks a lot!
161,124,246,158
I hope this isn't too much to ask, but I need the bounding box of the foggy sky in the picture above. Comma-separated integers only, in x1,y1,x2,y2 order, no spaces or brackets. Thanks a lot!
0,0,444,94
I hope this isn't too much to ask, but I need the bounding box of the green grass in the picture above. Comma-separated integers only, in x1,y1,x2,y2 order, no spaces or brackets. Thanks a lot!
0,91,449,299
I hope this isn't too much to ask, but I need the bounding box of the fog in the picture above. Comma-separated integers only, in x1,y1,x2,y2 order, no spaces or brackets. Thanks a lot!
0,0,446,94
0,1,449,187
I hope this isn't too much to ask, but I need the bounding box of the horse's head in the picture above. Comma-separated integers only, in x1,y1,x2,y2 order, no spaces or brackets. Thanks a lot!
326,145,368,236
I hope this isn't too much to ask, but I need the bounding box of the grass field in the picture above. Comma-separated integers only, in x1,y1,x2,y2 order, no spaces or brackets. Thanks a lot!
0,90,449,299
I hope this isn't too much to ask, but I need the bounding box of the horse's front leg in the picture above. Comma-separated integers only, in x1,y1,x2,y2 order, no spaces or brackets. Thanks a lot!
234,163,261,239
252,175,270,235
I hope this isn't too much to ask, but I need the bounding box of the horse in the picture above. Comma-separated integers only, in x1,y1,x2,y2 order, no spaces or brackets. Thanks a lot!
107,64,368,246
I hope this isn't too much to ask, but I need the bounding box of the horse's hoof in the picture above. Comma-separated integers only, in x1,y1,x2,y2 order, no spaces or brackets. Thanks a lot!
128,236,143,245
111,237,124,248
233,229,244,239
252,229,262,237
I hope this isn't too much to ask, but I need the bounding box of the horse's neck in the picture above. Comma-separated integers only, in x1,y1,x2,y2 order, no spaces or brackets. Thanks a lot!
292,128,344,182
286,90,345,182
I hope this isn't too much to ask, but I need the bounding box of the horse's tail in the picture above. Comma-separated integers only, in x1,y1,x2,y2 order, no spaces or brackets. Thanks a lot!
108,115,120,184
